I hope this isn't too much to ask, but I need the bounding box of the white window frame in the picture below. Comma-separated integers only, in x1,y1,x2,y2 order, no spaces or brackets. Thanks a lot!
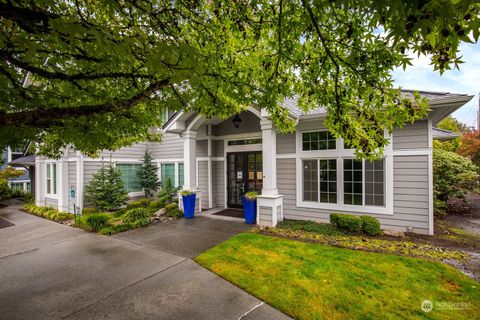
295,129,394,215
45,162,58,198
157,160,184,188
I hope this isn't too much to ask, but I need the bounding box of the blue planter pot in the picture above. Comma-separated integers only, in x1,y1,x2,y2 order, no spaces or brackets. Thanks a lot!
182,194,196,219
242,196,257,224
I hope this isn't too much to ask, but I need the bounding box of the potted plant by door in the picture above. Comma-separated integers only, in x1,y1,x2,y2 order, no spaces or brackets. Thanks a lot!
242,191,258,224
181,190,196,219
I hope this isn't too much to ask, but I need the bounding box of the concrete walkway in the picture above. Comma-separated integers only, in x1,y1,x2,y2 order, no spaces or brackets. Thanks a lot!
0,202,290,320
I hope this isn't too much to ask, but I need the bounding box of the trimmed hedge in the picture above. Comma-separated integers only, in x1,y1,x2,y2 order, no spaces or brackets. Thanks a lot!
330,213,381,235
165,202,183,218
23,204,74,221
330,213,362,233
360,216,382,236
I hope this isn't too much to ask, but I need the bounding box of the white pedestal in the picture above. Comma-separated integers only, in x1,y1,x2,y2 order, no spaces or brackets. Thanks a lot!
256,194,283,227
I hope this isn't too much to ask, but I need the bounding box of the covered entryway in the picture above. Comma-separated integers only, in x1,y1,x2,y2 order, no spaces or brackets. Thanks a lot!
227,152,263,208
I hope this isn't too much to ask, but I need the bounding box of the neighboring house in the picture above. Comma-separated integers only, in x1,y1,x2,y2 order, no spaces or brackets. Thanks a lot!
1,147,31,192
34,90,473,235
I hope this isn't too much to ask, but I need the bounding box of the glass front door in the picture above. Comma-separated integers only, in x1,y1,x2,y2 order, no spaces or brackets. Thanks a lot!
227,152,263,208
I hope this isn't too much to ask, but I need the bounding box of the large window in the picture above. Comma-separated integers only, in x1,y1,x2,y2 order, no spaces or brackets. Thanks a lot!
343,159,363,205
302,131,336,151
161,163,175,188
46,163,57,195
365,160,385,206
343,159,385,207
117,164,142,192
302,159,337,204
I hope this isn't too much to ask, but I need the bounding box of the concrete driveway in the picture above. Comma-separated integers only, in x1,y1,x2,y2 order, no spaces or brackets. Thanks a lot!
0,202,289,320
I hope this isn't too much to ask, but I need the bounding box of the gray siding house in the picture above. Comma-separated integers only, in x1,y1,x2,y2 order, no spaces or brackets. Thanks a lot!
35,90,473,235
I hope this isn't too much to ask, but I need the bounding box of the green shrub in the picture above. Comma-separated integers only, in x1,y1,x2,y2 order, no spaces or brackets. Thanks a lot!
165,202,183,218
100,223,132,235
148,200,163,210
112,208,127,218
133,218,151,228
433,149,479,214
138,198,151,207
0,179,11,201
330,213,362,233
23,204,74,221
126,201,143,210
277,220,346,236
360,216,382,236
22,192,34,203
82,207,97,215
84,162,128,211
82,213,111,231
122,207,152,223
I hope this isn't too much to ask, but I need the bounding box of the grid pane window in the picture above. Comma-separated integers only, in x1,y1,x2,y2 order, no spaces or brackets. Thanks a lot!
302,131,336,151
178,163,184,189
303,160,318,201
319,160,337,204
11,182,24,191
52,164,57,194
344,159,362,205
161,163,175,188
117,164,142,192
365,159,385,206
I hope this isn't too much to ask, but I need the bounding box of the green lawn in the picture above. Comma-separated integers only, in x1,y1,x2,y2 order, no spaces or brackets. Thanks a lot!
196,233,480,320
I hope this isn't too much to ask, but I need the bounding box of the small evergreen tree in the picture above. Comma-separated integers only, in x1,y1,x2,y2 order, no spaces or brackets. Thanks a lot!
84,162,128,211
138,149,161,198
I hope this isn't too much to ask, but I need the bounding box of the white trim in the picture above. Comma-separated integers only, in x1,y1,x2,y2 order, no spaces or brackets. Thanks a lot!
225,144,262,153
391,149,431,156
128,191,145,197
207,132,213,209
44,161,59,198
276,153,296,159
295,128,394,215
427,119,434,235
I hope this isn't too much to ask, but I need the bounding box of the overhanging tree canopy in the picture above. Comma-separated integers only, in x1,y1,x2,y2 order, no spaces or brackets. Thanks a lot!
1,0,478,158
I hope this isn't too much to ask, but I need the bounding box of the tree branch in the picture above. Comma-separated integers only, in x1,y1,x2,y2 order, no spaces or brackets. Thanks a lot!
0,78,171,128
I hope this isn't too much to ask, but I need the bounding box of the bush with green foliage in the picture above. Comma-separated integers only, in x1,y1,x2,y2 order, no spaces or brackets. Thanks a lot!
0,179,11,201
360,216,382,236
126,200,144,209
157,178,178,208
433,149,479,215
133,218,151,228
138,198,150,207
84,162,128,211
100,223,132,235
148,200,163,210
165,202,183,218
82,207,97,215
122,207,152,223
23,203,74,221
79,213,111,231
330,213,362,233
277,220,346,236
138,149,161,198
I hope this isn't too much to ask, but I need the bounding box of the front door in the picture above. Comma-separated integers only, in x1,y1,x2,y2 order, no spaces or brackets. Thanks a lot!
227,152,263,208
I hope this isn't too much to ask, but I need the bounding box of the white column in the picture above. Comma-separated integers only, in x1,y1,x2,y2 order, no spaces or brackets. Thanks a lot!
35,158,43,206
207,125,213,209
260,119,278,196
182,130,197,190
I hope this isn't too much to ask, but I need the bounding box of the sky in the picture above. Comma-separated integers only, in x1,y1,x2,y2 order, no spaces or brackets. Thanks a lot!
391,42,480,129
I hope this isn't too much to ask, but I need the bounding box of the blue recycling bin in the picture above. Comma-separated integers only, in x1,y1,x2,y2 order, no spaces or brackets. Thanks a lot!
242,196,257,224
182,193,196,219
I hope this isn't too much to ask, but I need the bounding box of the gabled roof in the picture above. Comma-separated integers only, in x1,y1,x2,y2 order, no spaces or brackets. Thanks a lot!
8,155,36,167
